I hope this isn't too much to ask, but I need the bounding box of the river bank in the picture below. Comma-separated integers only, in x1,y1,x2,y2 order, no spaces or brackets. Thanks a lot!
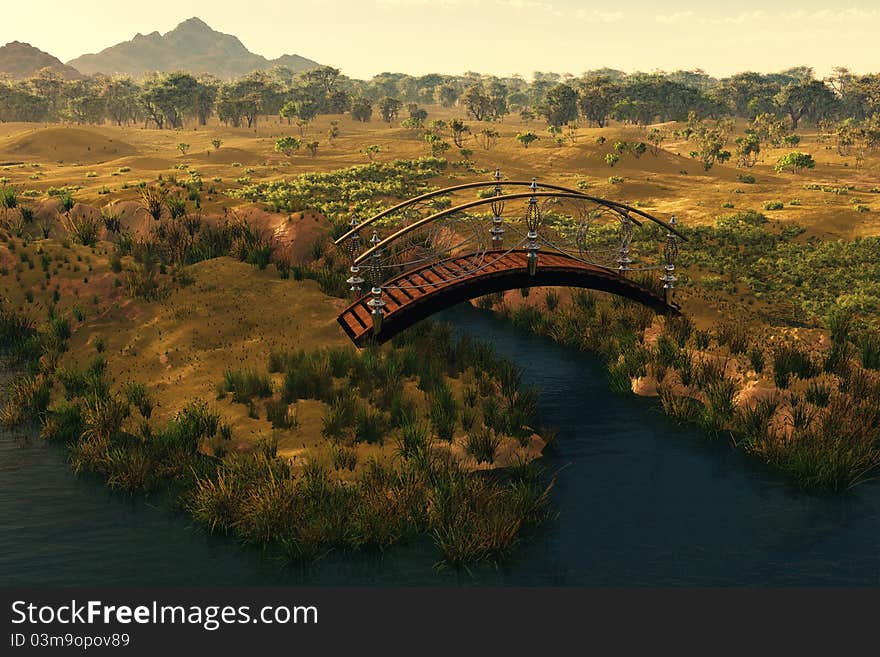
4,306,880,585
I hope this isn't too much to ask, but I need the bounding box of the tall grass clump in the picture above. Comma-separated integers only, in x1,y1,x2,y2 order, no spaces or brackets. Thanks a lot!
222,368,272,403
772,343,817,388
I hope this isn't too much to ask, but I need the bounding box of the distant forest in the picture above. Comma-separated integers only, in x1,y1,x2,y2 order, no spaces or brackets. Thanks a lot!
1,65,878,141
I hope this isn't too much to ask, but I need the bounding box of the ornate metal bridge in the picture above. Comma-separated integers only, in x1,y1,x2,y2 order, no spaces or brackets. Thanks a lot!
335,170,686,346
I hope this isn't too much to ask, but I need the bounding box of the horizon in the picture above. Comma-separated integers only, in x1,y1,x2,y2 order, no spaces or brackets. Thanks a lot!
2,1,880,80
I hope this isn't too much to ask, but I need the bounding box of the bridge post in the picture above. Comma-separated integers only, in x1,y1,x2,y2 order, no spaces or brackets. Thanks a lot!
490,168,505,248
345,217,364,296
617,212,634,275
525,178,541,275
367,231,385,333
661,215,679,306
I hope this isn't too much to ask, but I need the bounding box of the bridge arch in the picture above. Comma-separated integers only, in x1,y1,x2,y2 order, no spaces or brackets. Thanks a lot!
333,170,686,346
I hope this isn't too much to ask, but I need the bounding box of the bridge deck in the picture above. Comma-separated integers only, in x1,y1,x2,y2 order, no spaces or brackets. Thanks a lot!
337,250,676,346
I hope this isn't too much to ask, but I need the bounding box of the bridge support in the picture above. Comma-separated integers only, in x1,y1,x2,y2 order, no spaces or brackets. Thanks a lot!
617,213,634,275
490,168,505,248
345,217,364,295
367,287,385,333
661,215,679,307
525,178,541,276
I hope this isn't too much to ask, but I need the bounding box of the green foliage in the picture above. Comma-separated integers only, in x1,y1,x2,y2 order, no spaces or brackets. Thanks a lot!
515,132,539,148
775,151,815,173
229,158,446,221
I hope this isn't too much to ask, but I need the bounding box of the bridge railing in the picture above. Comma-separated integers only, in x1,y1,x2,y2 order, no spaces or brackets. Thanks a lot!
335,170,685,332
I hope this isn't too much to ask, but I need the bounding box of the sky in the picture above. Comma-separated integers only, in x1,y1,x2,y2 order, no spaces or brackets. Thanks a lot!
2,1,879,79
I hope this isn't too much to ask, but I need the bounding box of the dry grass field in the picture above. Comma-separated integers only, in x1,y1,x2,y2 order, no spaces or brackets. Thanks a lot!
1,107,879,499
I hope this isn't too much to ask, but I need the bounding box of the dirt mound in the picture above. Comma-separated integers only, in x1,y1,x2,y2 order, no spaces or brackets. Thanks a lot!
0,127,139,164
189,147,265,166
230,206,332,265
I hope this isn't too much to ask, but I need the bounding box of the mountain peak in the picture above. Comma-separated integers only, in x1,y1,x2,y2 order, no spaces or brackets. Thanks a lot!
66,18,320,79
0,41,83,79
171,17,213,33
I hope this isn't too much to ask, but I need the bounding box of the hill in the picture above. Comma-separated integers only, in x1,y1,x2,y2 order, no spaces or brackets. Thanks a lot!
0,41,83,80
67,17,320,79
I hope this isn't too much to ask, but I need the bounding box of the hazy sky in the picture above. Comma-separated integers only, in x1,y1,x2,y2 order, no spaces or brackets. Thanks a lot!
3,1,879,79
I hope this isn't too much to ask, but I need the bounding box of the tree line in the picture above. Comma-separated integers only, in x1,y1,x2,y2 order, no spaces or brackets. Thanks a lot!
1,64,879,133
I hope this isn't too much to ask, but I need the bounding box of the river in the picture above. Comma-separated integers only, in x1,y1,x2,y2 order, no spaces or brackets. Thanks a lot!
2,305,879,585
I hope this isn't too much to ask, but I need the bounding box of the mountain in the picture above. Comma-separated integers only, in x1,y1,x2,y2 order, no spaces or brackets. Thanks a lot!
0,41,84,80
67,17,320,79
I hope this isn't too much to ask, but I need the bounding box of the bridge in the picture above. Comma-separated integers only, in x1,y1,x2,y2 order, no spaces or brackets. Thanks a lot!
334,170,686,346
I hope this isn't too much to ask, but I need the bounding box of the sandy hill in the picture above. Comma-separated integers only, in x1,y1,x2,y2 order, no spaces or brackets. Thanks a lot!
67,17,320,79
0,41,83,80
0,126,138,164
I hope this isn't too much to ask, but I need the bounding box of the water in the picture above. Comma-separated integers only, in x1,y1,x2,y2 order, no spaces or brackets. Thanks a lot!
2,305,880,586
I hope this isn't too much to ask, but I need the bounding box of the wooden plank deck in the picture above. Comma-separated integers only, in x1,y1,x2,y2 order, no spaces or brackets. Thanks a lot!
337,250,675,346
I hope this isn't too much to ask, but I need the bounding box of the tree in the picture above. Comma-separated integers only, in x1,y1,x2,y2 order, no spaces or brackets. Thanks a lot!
306,141,319,157
775,151,815,174
461,84,492,121
280,95,320,128
300,66,342,96
177,143,190,155
64,78,106,124
99,75,140,126
327,121,340,142
751,113,790,146
407,103,428,122
351,97,372,122
424,133,450,156
216,72,278,128
363,144,381,161
576,75,620,127
605,153,619,167
690,117,732,170
275,136,302,156
211,138,222,150
326,90,351,114
539,83,578,127
139,72,202,129
477,128,499,150
516,132,539,148
646,128,665,156
734,131,761,167
486,80,509,120
378,97,402,123
775,80,837,129
435,83,459,108
193,75,219,125
449,118,470,147
630,141,647,158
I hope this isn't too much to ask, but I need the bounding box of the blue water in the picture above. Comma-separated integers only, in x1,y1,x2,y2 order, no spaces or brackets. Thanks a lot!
2,305,879,585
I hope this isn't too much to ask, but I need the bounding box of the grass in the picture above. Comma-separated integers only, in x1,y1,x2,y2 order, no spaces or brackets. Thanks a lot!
464,427,502,464
222,368,272,403
772,343,817,388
